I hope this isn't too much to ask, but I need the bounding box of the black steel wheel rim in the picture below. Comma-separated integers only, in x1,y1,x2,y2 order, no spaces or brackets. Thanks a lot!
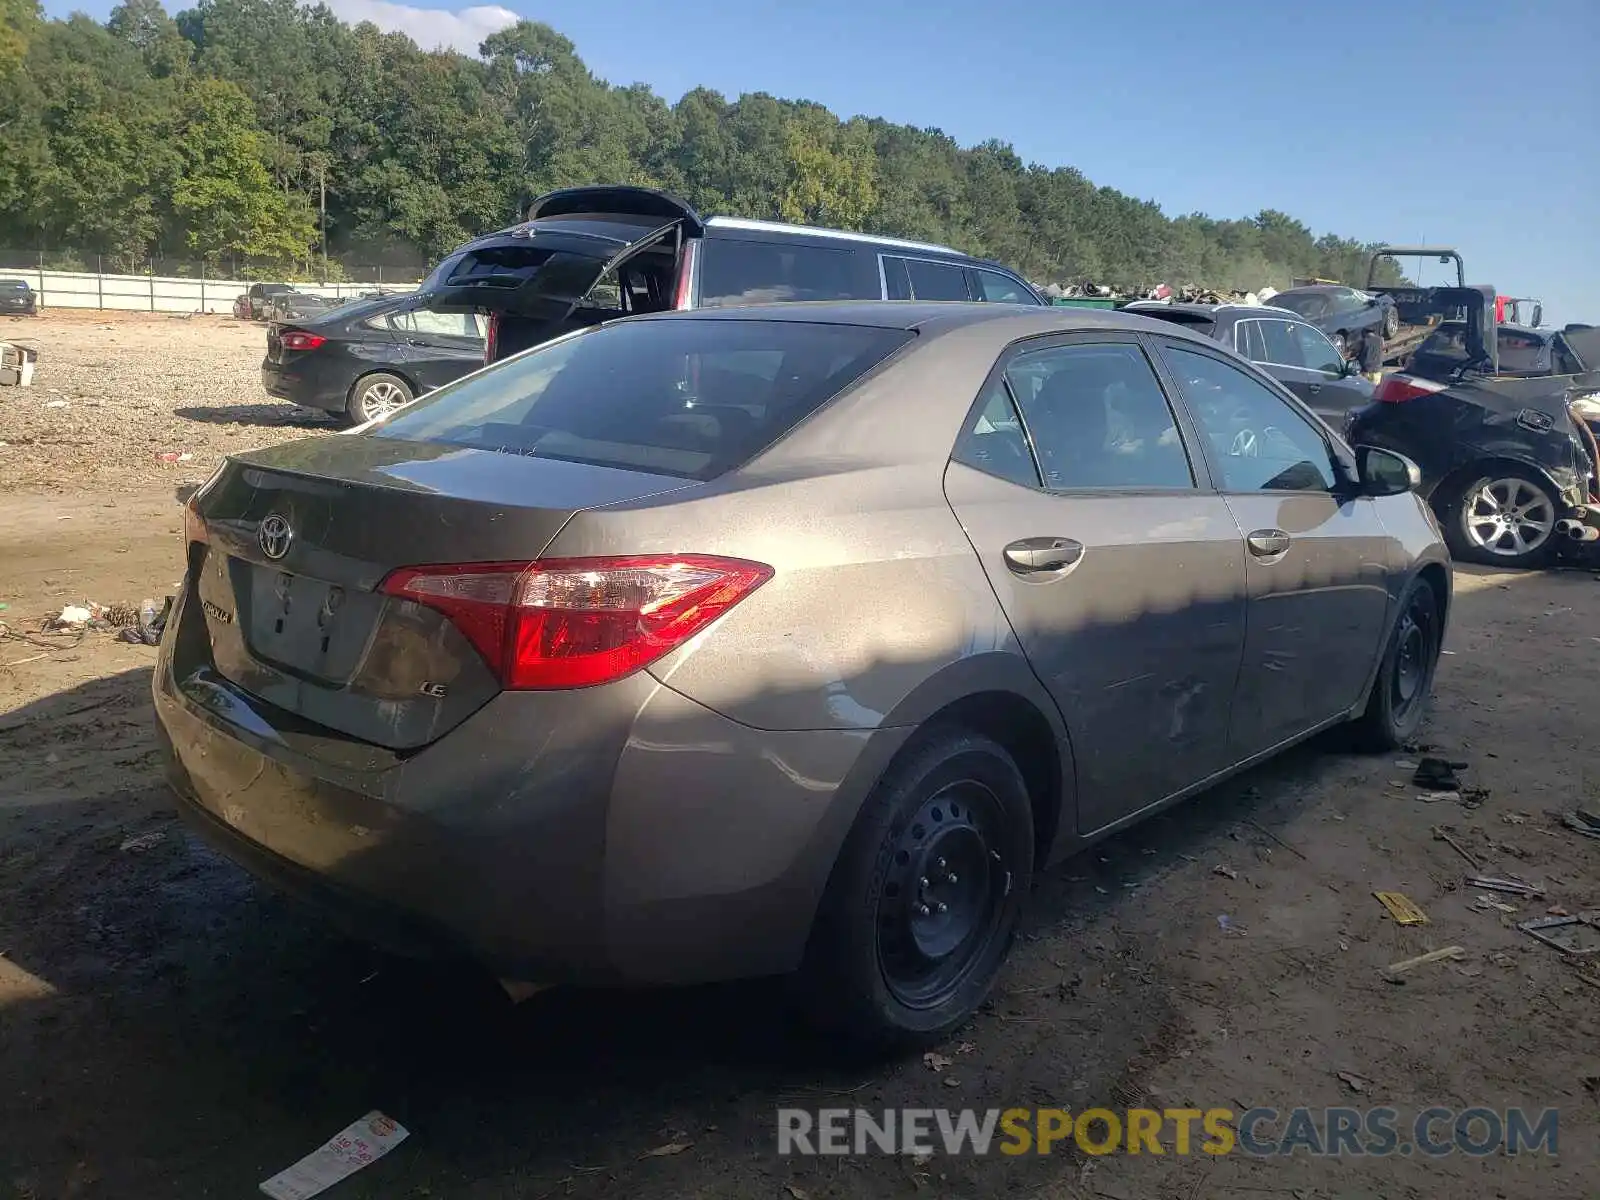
875,780,1009,1009
1390,591,1436,720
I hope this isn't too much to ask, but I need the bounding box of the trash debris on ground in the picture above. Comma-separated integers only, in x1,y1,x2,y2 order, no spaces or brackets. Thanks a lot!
156,451,193,465
259,1112,409,1200
1334,1069,1369,1093
1471,895,1519,914
1547,906,1570,917
51,605,96,629
118,831,166,853
942,1075,962,1088
1465,876,1545,898
1212,865,1239,880
1373,892,1429,925
1413,757,1467,791
1416,790,1462,804
1217,914,1247,935
922,1052,952,1072
1560,811,1600,841
1517,913,1600,956
1382,947,1467,980
1394,759,1419,770
115,596,171,645
1432,827,1481,870
45,399,67,408
641,1140,693,1158
1503,812,1528,825
0,341,38,387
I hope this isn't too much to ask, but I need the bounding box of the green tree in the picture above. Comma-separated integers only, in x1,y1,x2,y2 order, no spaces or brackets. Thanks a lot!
171,77,314,263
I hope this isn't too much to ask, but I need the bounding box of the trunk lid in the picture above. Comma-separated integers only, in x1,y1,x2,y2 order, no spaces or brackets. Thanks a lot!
187,436,694,750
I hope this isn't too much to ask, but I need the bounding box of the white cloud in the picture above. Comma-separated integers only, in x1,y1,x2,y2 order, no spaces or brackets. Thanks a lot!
317,0,520,55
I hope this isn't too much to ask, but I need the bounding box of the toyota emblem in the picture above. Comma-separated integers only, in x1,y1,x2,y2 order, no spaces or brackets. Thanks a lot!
259,514,294,560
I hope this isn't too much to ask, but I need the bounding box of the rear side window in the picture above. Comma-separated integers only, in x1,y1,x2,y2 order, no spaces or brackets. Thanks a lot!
896,257,971,301
698,241,860,307
975,269,1036,304
373,319,913,481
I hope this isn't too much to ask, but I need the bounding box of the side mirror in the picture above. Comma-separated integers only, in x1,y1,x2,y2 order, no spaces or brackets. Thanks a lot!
1355,445,1420,497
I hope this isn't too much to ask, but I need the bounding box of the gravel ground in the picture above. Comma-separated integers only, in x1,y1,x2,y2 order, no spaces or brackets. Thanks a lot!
0,310,335,493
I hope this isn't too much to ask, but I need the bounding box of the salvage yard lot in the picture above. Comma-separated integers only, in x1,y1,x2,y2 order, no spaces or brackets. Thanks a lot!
2,312,1598,1199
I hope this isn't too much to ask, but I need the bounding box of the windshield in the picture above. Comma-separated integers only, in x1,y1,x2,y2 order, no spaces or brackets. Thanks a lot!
1269,293,1331,319
373,318,914,481
0,279,30,291
1495,330,1548,374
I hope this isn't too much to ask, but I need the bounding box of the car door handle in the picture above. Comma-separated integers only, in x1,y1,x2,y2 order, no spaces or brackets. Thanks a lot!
1246,529,1291,558
1305,382,1321,394
1003,537,1084,576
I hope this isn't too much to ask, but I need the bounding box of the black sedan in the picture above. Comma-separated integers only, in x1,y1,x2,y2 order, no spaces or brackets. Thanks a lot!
1123,301,1374,426
262,294,485,425
1267,285,1399,357
1,278,38,315
1347,324,1600,568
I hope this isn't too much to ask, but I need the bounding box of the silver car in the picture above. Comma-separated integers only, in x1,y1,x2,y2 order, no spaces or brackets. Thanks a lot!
155,303,1449,1049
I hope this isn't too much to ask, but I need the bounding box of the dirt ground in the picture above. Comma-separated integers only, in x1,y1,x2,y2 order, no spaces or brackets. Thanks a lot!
2,313,1598,1200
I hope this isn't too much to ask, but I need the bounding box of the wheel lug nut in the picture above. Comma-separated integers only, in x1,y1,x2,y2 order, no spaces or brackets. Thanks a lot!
935,858,947,870
947,873,959,884
936,902,949,914
917,904,931,916
919,877,930,889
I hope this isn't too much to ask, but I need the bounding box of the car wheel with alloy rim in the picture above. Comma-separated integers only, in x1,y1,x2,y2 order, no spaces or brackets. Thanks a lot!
346,372,414,426
1443,470,1557,568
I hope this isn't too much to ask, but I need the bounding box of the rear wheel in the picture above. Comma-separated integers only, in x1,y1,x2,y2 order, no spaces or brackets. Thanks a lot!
1442,469,1558,568
346,372,413,426
796,729,1033,1052
1351,575,1441,751
1382,307,1400,338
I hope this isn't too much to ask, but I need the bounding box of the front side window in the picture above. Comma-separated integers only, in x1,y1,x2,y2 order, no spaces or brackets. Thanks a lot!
1291,322,1343,373
373,318,912,482
392,308,483,339
1004,343,1194,490
1257,319,1302,367
698,241,860,307
975,269,1036,304
1158,346,1336,493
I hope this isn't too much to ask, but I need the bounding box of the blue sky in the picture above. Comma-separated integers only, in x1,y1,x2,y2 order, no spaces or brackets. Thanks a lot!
44,0,1600,325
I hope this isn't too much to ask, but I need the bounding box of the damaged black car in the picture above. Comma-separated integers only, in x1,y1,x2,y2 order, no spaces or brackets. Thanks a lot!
1346,303,1600,568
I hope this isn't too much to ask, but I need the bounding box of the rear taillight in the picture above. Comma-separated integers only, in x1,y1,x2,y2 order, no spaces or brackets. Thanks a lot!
183,492,207,548
279,330,326,351
672,241,697,310
1374,373,1447,403
484,312,500,363
379,555,773,690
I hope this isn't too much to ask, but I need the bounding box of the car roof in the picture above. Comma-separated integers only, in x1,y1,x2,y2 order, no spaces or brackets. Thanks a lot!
1272,284,1352,296
622,299,1223,345
1126,301,1303,320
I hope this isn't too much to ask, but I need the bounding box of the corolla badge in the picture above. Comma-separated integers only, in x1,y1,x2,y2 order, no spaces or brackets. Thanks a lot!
259,513,294,560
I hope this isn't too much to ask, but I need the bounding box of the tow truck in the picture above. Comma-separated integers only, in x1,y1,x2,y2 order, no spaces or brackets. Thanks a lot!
1364,245,1492,367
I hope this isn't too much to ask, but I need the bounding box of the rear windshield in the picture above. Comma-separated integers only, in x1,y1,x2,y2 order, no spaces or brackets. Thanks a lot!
0,279,28,291
1270,293,1330,319
1495,330,1548,374
372,318,914,481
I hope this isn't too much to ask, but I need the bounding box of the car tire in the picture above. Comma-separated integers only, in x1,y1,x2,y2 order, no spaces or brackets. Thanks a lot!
1331,331,1348,357
1350,574,1441,752
794,728,1034,1053
345,372,414,426
1382,307,1400,338
1440,468,1559,568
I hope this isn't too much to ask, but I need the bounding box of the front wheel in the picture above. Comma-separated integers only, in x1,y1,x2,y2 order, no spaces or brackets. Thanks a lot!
345,372,414,426
1442,469,1558,568
1351,574,1442,751
1382,307,1400,338
795,730,1034,1052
